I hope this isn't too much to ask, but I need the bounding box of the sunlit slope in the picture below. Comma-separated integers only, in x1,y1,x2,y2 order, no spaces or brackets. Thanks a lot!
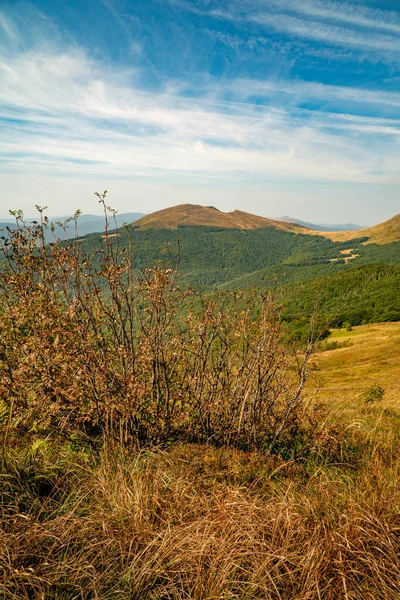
308,322,400,403
317,213,400,245
133,203,309,233
78,206,400,291
133,204,400,247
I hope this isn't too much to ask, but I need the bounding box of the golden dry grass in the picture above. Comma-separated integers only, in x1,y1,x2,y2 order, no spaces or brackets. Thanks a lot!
2,320,400,598
308,322,400,405
315,213,400,245
1,203,400,597
133,204,400,245
133,203,309,233
2,435,400,600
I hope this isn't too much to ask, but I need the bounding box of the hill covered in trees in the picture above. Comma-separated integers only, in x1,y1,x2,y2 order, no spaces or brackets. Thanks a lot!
280,264,400,339
79,205,399,291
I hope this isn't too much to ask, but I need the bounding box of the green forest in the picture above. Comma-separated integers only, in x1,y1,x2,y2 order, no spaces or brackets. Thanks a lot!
75,224,400,340
80,223,400,290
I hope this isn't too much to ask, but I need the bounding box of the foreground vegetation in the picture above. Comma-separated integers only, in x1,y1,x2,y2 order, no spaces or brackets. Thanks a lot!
0,201,312,450
1,201,400,598
2,413,400,599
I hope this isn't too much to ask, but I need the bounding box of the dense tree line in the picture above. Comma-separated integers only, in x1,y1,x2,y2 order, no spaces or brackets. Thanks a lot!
280,264,400,340
80,224,399,290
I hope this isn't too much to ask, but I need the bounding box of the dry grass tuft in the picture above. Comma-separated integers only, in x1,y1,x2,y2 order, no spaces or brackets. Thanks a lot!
1,433,400,599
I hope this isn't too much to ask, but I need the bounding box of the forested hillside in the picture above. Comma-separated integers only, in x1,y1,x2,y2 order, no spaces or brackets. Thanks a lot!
280,264,400,339
80,223,399,290
1,204,400,600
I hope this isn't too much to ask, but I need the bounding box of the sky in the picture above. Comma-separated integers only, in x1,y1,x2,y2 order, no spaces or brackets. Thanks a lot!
0,0,399,224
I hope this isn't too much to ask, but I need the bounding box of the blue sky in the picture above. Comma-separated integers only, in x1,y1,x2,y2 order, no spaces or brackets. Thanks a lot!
0,0,399,223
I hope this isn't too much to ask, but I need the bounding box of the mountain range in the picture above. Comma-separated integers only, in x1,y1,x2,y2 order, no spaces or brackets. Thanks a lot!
1,202,399,332
0,207,381,239
0,212,144,239
277,216,364,232
74,204,400,293
132,204,400,245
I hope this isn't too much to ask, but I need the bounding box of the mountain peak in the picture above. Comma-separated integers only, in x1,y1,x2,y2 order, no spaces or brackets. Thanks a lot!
132,204,309,233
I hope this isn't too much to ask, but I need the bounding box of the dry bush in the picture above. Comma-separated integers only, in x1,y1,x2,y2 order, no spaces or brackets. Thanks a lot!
0,196,313,450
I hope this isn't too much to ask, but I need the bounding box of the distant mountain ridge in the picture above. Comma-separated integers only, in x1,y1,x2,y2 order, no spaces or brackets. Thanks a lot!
0,212,145,238
278,216,364,232
75,203,400,294
133,204,309,233
2,205,399,246
133,204,399,245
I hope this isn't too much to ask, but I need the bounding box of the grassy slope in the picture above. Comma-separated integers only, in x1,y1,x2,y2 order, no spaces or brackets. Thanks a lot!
133,203,309,233
309,322,400,405
2,354,400,599
2,211,400,598
133,205,400,246
2,319,400,598
319,213,400,244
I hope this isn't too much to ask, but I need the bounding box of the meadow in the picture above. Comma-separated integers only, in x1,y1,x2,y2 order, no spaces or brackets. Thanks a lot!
310,322,400,406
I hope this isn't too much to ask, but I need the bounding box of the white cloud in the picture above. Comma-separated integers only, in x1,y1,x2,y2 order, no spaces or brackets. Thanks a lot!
261,0,400,36
172,0,400,59
0,3,399,219
0,41,399,188
0,13,19,41
213,77,400,111
249,12,400,52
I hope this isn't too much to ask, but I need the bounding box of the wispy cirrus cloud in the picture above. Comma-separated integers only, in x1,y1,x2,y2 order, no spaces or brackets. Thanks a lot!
1,39,399,185
265,0,400,35
249,12,400,53
171,0,400,61
249,0,400,35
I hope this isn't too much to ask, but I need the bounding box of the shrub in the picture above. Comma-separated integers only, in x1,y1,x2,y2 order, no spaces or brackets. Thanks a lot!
319,338,353,352
363,385,385,403
0,195,313,450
